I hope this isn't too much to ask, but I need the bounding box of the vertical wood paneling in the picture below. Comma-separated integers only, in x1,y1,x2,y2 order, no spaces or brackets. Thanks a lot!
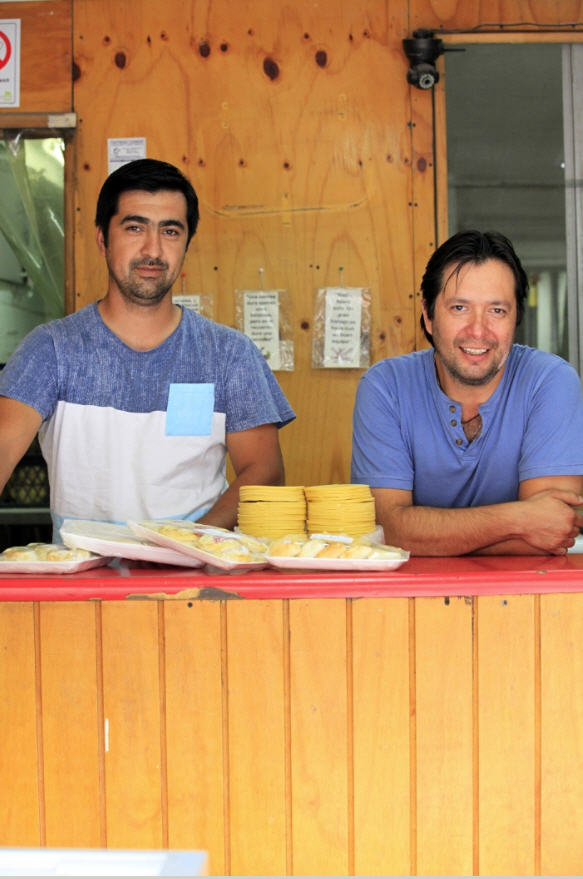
226,600,287,876
352,597,411,876
289,598,349,876
101,601,163,848
39,602,102,847
164,601,225,875
477,595,536,876
415,596,473,877
7,587,583,873
540,593,583,875
0,603,39,845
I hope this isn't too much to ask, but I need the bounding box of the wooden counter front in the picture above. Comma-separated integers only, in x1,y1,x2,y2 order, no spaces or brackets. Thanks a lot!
1,557,583,875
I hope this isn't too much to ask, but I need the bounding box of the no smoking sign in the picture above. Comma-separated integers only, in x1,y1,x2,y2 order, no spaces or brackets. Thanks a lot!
0,30,12,70
0,19,19,107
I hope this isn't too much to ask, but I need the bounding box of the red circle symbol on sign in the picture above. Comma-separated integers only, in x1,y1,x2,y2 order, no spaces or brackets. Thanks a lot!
0,31,12,71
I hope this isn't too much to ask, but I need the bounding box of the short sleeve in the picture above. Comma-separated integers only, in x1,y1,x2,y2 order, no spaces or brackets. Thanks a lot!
221,335,295,434
350,366,414,489
0,326,59,420
519,358,583,480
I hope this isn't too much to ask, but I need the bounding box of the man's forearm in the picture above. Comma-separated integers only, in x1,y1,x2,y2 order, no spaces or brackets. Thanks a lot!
379,502,527,556
196,483,241,530
376,483,583,557
472,537,548,556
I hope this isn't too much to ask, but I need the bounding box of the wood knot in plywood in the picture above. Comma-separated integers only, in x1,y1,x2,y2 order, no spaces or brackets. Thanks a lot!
263,57,279,80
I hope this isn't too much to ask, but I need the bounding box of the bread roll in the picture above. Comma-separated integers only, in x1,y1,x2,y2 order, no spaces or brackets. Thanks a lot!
2,546,39,561
368,545,402,559
298,539,328,558
269,540,302,557
343,544,373,560
2,544,92,562
316,543,346,559
43,548,92,562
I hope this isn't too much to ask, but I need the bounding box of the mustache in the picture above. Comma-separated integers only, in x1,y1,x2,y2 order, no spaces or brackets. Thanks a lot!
458,339,498,349
131,258,169,269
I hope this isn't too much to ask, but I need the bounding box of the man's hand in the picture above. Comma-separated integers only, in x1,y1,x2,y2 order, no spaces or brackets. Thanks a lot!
517,488,583,555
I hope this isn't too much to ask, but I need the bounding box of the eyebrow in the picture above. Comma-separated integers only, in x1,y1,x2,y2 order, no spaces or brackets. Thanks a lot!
447,296,514,306
119,213,186,231
443,295,516,311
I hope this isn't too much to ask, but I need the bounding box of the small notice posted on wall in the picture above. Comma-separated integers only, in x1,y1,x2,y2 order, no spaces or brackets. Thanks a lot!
107,137,146,174
323,287,362,367
172,292,215,320
243,290,282,370
312,286,371,369
173,294,202,314
235,288,294,371
0,20,20,108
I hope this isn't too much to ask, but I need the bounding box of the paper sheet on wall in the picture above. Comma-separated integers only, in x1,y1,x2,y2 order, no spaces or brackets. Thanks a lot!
323,287,362,367
242,290,281,370
107,137,146,174
173,294,202,314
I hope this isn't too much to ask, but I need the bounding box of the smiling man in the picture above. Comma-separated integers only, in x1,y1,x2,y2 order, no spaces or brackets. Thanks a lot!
0,159,295,538
351,229,583,556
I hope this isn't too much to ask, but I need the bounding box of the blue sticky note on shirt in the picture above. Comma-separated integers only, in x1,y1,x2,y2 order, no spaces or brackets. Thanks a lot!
165,383,215,436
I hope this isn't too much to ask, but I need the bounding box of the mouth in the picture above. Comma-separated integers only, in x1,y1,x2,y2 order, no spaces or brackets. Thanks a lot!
460,346,489,356
133,262,167,278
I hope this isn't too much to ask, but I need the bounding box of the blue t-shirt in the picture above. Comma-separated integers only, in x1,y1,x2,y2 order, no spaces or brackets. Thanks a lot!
351,345,583,507
0,303,295,530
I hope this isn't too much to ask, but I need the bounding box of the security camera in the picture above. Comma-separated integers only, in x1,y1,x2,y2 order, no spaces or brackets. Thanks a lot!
407,62,438,90
402,29,444,90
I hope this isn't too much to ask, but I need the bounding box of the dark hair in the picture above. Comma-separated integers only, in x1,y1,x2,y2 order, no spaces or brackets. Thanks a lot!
420,230,528,345
95,158,199,246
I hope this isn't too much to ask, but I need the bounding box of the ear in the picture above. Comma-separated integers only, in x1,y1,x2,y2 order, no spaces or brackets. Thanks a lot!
421,299,433,335
96,226,107,256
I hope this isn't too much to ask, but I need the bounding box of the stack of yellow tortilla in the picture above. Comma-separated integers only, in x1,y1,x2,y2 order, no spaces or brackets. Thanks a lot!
305,483,376,537
237,485,307,539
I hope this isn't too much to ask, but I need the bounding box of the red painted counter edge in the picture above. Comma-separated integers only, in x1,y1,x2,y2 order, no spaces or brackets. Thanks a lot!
1,554,583,600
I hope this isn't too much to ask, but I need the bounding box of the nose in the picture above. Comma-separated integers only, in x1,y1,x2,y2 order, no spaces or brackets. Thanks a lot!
140,227,163,259
464,308,489,337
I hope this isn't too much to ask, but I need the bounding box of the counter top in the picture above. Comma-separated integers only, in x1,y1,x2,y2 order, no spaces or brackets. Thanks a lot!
1,552,583,600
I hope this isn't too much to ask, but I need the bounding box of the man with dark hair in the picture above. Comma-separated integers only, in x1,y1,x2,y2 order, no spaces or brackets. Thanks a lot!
95,158,200,246
0,159,294,537
351,229,583,556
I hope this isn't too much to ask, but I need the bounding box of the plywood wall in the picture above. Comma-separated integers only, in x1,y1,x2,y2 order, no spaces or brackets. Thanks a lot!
71,0,418,487
4,0,583,487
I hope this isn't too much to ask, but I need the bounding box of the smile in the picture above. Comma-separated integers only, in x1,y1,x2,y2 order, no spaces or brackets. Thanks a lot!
461,346,489,355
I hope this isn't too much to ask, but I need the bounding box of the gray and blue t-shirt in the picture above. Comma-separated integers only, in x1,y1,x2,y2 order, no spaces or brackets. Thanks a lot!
0,303,295,533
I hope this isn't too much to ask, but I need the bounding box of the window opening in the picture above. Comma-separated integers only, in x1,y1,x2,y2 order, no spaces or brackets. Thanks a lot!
0,133,65,365
0,133,64,541
445,44,568,361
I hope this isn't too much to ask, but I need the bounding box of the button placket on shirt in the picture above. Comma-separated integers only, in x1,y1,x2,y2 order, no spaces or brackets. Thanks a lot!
447,403,465,447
